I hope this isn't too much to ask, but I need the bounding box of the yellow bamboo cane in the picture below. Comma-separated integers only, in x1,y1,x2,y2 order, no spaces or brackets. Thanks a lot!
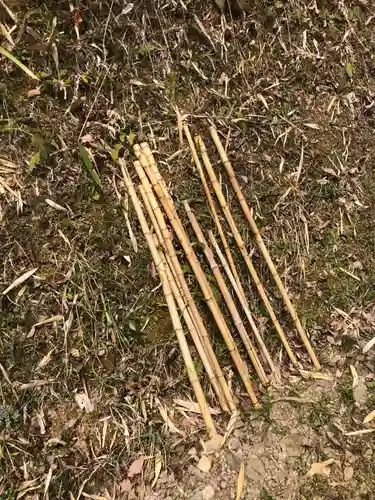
195,134,299,368
134,159,236,412
138,183,230,411
120,160,217,437
209,126,320,370
135,149,260,408
185,201,270,385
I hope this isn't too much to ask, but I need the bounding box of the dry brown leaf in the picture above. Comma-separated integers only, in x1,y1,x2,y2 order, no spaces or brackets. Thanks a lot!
75,393,94,413
363,336,375,354
202,434,224,454
197,455,212,473
36,350,53,370
2,268,38,295
236,462,245,500
345,429,375,436
27,88,40,97
157,402,184,435
28,315,64,338
306,458,334,477
344,466,354,482
127,456,144,478
119,478,132,494
300,370,334,381
363,409,375,424
350,365,359,388
151,453,162,488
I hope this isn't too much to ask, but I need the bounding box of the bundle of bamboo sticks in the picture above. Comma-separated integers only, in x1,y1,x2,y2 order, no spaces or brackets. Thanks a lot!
119,124,320,436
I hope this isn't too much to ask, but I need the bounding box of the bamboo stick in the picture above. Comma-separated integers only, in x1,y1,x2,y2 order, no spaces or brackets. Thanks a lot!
133,158,236,413
208,230,287,381
120,161,217,437
182,124,246,304
138,184,230,411
195,134,299,368
185,201,269,385
209,126,320,370
135,150,260,408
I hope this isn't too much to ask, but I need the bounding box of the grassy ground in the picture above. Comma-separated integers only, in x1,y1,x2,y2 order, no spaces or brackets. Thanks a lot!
1,0,375,498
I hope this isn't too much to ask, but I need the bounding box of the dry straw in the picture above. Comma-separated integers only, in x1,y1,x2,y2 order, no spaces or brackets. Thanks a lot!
134,145,260,408
133,152,236,412
120,160,217,437
209,127,320,370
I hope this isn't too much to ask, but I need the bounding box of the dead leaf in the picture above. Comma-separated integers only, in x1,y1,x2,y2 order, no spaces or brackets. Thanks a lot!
350,365,359,388
304,122,321,130
27,88,40,97
127,456,144,478
197,455,211,473
2,268,38,295
75,393,94,413
363,336,375,354
28,315,64,338
353,378,368,405
236,462,245,500
157,402,184,435
306,459,334,477
300,370,334,381
345,429,375,436
151,453,162,488
363,409,375,424
344,466,354,482
202,434,224,454
119,478,132,494
19,379,49,390
36,350,53,370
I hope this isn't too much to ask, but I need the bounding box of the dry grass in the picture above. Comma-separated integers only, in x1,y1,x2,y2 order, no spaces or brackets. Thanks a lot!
1,0,375,498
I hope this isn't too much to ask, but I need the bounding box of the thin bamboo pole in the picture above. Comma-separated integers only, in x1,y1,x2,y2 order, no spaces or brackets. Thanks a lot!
185,201,269,385
209,126,320,370
134,151,260,408
195,134,299,368
138,184,230,411
182,124,246,304
133,159,236,413
208,230,287,381
120,161,217,437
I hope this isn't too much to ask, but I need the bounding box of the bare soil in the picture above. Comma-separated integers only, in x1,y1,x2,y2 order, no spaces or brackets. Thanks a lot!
1,0,375,498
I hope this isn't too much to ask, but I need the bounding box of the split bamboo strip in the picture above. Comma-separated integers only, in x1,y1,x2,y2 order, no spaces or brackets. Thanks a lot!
135,152,260,408
133,159,236,412
209,126,320,370
120,161,217,437
185,201,269,385
209,230,288,380
138,184,229,411
195,134,299,368
183,124,246,305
